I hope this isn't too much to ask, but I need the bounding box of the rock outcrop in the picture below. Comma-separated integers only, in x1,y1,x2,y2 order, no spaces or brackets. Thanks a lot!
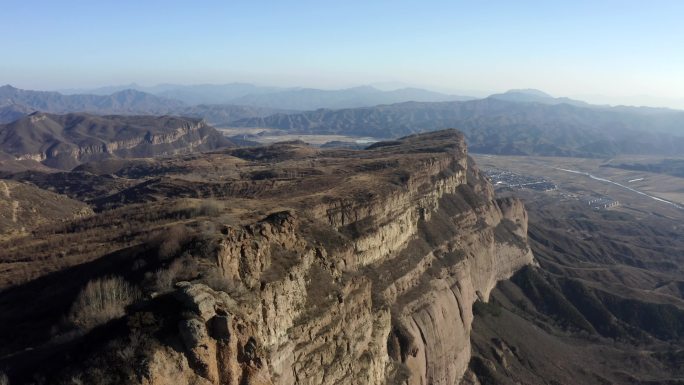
130,130,534,385
0,129,533,385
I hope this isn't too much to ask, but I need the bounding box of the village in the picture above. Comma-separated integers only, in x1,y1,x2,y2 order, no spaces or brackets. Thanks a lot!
483,168,557,192
483,167,620,210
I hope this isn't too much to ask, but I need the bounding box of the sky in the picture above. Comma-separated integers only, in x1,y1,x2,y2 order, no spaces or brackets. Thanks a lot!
1,0,683,108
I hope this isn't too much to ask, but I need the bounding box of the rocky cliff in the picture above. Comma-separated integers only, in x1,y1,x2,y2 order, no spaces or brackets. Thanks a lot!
0,129,533,385
137,130,532,385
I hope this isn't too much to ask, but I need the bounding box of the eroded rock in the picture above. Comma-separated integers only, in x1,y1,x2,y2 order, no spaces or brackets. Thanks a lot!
20,130,533,385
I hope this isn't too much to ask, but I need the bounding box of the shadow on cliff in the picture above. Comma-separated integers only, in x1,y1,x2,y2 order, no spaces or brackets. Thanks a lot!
0,243,164,380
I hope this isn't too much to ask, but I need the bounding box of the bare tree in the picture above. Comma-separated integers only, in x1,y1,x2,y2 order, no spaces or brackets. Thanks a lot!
68,276,140,330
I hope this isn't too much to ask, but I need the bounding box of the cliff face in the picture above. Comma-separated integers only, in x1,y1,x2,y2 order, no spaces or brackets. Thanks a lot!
132,130,533,385
0,129,533,385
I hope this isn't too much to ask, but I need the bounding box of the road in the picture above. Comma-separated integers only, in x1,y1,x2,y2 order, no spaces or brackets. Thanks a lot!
555,167,684,210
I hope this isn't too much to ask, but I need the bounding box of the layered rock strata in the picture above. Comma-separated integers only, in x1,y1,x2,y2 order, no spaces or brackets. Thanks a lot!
134,130,534,385
4,129,533,385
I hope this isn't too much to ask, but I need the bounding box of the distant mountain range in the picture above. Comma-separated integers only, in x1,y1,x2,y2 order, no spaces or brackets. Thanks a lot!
234,91,684,157
61,83,282,104
58,83,474,110
0,85,183,116
0,103,34,125
1,84,471,124
3,85,684,158
0,85,285,125
224,85,473,110
488,88,591,107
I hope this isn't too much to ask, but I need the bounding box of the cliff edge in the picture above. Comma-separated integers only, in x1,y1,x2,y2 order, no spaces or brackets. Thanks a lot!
0,129,533,385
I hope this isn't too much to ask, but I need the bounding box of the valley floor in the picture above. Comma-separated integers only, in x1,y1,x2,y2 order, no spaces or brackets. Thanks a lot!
465,155,684,385
217,127,381,147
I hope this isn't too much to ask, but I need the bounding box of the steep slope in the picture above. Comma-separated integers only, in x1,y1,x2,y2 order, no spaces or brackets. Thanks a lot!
0,129,533,385
0,112,232,169
464,193,684,385
0,103,33,124
457,156,684,385
233,99,684,157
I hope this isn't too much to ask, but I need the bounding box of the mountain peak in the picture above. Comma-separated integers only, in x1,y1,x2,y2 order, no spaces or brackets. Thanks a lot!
0,86,185,124
488,89,591,107
346,85,380,93
111,88,146,96
487,89,558,104
504,89,553,98
0,85,19,94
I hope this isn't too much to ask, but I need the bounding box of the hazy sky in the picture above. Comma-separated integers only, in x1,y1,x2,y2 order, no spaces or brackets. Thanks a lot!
1,0,683,108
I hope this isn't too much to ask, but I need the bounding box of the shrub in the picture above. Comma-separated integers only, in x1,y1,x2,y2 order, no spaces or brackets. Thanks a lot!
202,269,231,292
156,225,192,260
473,299,502,317
202,269,240,295
68,276,140,330
197,199,223,216
153,258,185,293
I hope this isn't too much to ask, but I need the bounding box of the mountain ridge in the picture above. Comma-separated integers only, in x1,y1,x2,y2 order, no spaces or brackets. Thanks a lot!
0,85,289,125
0,112,231,170
0,84,473,124
6,85,684,159
233,98,684,157
53,83,474,109
0,85,185,116
488,88,591,107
